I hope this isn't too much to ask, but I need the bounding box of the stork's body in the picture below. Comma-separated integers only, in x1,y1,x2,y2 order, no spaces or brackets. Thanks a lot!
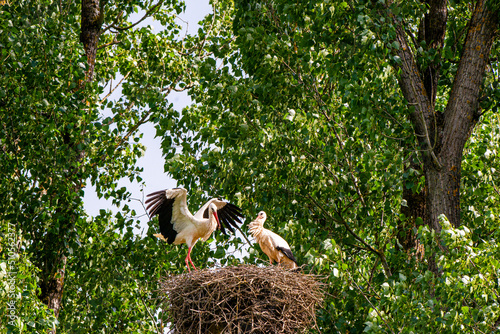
248,211,298,269
146,188,244,272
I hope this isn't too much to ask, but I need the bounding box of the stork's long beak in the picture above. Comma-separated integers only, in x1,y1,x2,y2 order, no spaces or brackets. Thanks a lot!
213,211,221,230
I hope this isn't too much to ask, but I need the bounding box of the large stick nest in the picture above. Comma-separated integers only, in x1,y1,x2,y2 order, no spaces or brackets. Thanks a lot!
159,265,324,334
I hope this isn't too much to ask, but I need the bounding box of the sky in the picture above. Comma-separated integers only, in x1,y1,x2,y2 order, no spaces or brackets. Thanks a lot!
83,1,213,234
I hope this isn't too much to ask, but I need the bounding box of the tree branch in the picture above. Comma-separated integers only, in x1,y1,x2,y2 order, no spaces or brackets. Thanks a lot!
99,71,131,104
441,0,499,156
380,1,442,169
418,0,448,105
304,191,392,277
97,39,121,49
110,0,165,31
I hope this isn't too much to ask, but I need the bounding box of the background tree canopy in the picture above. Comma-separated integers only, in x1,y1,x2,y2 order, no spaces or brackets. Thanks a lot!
1,0,499,333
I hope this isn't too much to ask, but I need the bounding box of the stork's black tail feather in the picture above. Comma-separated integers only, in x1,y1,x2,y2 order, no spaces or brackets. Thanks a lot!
276,246,298,264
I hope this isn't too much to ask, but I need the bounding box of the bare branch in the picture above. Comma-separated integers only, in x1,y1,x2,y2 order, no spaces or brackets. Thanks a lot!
101,10,124,34
348,271,396,334
100,71,131,104
97,39,121,49
110,0,165,31
303,190,392,277
138,284,162,334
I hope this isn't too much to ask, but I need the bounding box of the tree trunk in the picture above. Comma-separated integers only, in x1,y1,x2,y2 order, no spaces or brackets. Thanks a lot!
391,0,499,237
37,202,80,331
81,0,104,81
425,155,461,233
398,176,426,252
39,256,67,319
35,1,105,328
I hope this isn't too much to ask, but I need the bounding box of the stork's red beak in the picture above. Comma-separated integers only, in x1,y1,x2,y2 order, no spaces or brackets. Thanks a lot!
213,211,221,229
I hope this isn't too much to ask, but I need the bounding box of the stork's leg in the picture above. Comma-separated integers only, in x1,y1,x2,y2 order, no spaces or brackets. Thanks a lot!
184,254,191,273
187,246,197,271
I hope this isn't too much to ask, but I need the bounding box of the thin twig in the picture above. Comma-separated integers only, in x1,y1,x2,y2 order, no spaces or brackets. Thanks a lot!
99,71,131,104
110,0,165,31
138,284,161,334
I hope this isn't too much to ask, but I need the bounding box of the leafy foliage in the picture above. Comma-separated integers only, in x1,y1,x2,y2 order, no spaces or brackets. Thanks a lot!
0,224,58,332
0,0,219,332
157,0,500,332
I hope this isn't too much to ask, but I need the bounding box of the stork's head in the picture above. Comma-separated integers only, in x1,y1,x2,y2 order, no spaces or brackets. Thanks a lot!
248,211,266,233
256,211,267,223
209,203,221,229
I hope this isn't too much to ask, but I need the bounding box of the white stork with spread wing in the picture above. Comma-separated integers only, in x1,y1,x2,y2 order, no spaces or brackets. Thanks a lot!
248,211,298,269
146,187,246,272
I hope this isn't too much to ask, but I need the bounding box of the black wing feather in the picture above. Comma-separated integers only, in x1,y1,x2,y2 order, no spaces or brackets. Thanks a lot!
217,211,234,235
224,202,244,218
217,202,244,233
276,246,298,264
216,202,252,245
218,217,228,235
146,191,177,244
221,207,244,228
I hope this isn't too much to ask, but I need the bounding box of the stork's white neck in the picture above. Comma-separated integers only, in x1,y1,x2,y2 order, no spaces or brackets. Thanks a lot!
198,210,218,242
248,219,265,239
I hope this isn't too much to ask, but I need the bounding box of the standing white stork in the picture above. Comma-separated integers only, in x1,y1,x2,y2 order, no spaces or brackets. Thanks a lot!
248,211,298,269
146,187,246,272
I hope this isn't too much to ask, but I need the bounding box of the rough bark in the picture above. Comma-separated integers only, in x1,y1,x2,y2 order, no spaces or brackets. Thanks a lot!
436,0,498,225
39,256,67,319
397,0,447,250
80,0,104,81
418,0,448,106
37,201,80,332
398,175,426,251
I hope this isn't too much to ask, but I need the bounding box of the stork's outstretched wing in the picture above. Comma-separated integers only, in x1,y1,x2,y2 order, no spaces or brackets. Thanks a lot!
146,188,191,244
